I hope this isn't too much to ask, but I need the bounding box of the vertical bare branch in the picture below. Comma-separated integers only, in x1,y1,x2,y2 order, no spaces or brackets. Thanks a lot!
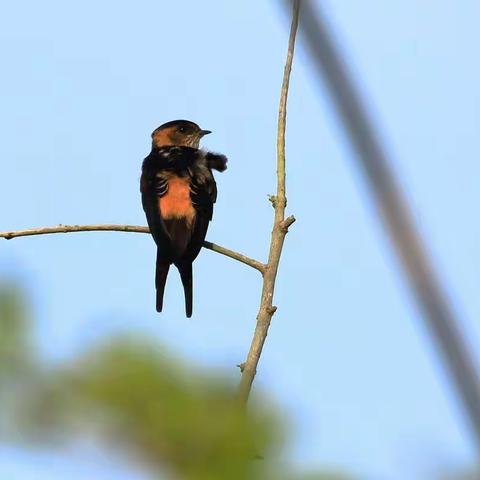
238,0,300,404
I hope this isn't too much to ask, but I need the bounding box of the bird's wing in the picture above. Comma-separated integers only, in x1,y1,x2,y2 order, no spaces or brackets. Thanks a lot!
174,168,217,263
141,147,200,254
140,152,172,250
190,170,217,220
193,152,227,219
141,147,226,262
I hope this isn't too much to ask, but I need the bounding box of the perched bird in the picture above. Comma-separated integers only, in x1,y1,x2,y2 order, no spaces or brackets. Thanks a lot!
140,120,227,317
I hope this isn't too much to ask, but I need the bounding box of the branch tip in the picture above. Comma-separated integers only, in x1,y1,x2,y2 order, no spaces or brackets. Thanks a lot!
280,215,296,232
266,305,278,315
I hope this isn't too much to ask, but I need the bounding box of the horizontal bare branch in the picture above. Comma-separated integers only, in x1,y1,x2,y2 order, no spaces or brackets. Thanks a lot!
0,224,266,273
0,224,150,239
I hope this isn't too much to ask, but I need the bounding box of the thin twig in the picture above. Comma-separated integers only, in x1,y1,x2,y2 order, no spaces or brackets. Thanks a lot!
0,224,265,273
203,241,266,273
0,224,150,239
238,0,300,404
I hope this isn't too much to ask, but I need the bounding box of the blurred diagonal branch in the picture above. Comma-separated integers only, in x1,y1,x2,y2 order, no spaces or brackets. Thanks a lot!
237,0,300,404
0,224,266,273
288,0,480,452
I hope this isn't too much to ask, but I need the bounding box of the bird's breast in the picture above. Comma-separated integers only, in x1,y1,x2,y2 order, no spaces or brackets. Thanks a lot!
158,173,196,225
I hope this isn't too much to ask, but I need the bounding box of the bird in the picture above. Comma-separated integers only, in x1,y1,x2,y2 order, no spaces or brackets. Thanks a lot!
140,120,227,317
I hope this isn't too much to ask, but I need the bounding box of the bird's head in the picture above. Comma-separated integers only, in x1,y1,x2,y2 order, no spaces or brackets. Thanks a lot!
151,120,211,149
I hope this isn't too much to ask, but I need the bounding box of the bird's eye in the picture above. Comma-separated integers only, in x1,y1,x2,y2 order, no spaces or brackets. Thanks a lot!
178,126,186,133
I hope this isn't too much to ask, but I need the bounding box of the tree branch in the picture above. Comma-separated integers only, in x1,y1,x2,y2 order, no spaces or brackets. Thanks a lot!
238,0,300,404
0,224,266,274
203,241,266,274
0,1,300,408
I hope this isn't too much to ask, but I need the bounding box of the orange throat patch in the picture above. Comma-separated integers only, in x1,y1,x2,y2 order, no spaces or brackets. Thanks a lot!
159,174,195,225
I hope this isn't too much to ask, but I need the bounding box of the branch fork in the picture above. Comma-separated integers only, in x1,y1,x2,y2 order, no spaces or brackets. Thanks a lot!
0,0,301,409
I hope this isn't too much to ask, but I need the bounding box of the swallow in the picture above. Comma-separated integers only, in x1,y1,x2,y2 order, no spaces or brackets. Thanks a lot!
140,120,227,317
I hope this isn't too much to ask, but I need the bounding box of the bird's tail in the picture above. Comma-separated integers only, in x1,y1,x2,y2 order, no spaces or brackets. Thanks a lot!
155,250,170,313
176,261,193,318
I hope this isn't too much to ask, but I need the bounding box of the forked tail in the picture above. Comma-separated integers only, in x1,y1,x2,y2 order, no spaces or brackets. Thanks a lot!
155,250,170,313
176,261,193,318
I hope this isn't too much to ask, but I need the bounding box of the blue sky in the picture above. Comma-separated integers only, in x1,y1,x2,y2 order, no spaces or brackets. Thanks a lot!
0,1,479,478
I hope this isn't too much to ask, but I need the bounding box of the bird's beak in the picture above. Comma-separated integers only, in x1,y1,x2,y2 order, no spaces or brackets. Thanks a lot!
200,129,212,137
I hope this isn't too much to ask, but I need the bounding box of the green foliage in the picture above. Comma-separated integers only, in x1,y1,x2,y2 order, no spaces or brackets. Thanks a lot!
0,284,34,374
29,339,280,480
437,468,480,480
0,283,353,480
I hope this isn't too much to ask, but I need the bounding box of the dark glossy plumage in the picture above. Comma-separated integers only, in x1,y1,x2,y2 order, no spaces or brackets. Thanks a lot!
141,145,227,317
